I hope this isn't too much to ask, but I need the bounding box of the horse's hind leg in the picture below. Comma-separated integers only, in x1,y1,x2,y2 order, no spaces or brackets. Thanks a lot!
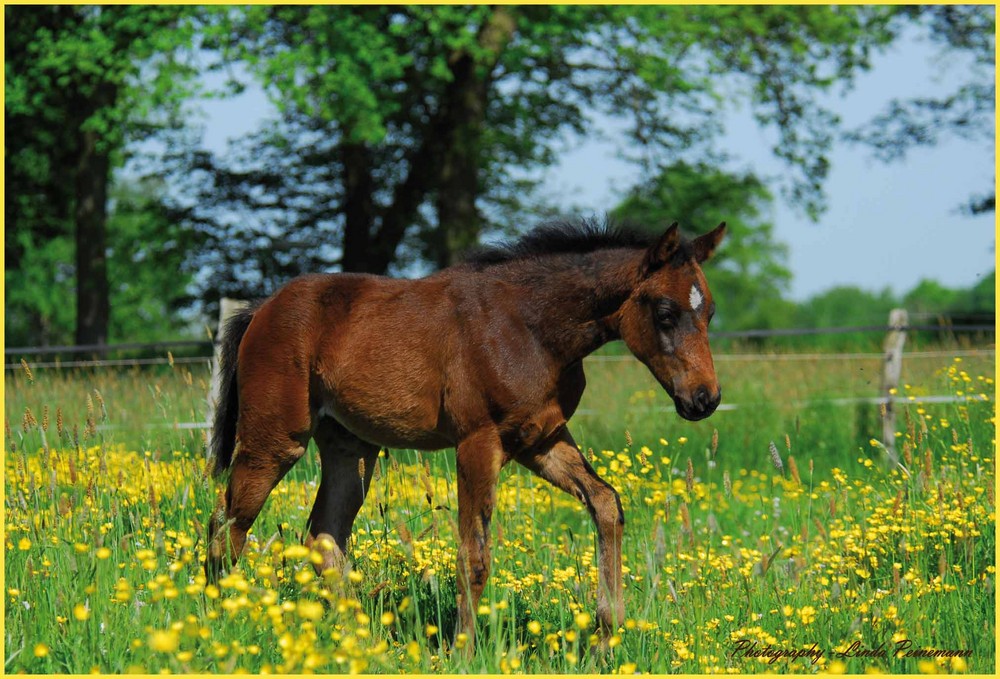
305,417,379,572
207,428,308,580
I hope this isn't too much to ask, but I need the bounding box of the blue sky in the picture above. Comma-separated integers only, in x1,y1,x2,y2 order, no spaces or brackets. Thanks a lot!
198,24,995,302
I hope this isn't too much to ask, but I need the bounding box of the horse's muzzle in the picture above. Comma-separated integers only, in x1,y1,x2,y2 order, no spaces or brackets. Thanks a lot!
674,386,721,421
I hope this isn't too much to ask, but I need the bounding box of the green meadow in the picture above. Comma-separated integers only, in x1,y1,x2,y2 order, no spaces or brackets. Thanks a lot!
4,345,995,673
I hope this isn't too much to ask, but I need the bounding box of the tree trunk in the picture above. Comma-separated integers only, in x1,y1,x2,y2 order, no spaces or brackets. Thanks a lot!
367,7,516,274
433,52,487,269
74,86,115,347
340,142,376,272
432,7,516,268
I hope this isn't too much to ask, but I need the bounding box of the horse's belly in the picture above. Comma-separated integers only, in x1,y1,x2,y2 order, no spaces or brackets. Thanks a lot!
317,391,451,451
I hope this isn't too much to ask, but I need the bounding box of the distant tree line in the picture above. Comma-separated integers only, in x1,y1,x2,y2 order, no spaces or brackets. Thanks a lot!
4,5,994,348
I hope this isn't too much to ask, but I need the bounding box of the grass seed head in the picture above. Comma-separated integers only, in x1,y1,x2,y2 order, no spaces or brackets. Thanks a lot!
679,502,691,534
22,407,37,432
624,429,632,447
788,455,801,486
711,428,719,457
396,521,412,546
20,358,34,383
812,516,827,539
769,441,784,474
421,461,433,505
686,459,694,494
666,579,679,603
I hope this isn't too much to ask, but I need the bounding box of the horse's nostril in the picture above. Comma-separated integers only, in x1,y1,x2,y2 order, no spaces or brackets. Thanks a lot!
695,386,710,410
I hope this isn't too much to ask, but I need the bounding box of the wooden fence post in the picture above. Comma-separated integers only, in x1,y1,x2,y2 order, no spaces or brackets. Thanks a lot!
206,298,249,444
880,308,908,464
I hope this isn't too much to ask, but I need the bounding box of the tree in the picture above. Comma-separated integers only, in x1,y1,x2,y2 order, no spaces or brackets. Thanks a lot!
958,271,995,318
902,279,960,318
795,286,898,329
847,6,995,214
3,177,200,349
612,162,795,331
5,5,201,346
179,5,901,303
106,179,200,344
903,273,995,328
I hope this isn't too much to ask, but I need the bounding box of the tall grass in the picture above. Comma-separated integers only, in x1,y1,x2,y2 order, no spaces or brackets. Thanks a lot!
4,346,995,673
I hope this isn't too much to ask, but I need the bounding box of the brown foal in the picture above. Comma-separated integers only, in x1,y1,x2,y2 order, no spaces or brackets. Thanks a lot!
206,218,726,650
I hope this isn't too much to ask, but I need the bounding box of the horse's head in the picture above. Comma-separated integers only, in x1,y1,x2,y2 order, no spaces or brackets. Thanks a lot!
619,222,726,421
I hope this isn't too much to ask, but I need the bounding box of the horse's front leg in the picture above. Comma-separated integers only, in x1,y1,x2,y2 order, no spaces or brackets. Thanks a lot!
515,426,625,637
454,428,506,654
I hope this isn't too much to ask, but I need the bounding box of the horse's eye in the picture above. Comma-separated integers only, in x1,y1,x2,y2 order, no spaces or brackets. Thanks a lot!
655,300,677,327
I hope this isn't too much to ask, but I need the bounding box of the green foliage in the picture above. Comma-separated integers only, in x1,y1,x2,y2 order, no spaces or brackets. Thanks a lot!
4,179,200,347
6,5,202,187
846,6,995,214
795,285,898,329
4,234,76,347
904,279,961,317
960,270,996,316
106,180,200,344
5,5,204,345
181,4,903,305
4,5,991,346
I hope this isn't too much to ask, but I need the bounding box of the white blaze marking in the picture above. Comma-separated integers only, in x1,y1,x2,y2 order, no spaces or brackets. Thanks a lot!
689,284,703,310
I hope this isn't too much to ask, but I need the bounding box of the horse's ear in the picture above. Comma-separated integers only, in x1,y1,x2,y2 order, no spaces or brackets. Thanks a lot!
693,222,726,263
643,222,681,273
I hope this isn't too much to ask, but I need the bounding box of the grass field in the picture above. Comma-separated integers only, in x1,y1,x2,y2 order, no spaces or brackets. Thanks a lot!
4,345,996,673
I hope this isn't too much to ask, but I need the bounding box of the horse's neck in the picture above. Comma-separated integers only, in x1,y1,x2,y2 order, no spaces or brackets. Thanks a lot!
509,249,642,363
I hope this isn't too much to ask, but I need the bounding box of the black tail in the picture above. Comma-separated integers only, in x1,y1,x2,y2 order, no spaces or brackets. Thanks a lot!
210,304,257,477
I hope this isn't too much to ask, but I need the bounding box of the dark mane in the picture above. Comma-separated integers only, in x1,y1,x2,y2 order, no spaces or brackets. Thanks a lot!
465,217,657,268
